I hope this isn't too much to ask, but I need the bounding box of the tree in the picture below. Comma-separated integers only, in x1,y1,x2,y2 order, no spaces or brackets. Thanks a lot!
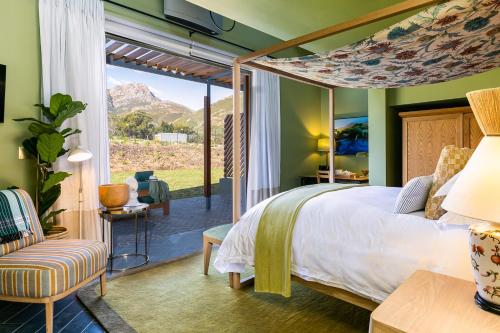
156,121,175,133
115,111,155,139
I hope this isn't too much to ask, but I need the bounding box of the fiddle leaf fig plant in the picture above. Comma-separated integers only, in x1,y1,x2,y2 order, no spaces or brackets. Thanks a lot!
14,93,86,232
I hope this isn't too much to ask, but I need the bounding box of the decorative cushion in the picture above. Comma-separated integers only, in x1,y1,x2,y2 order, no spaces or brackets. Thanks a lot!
433,170,462,198
137,181,149,192
0,239,107,297
424,145,473,220
0,189,44,257
394,175,433,214
134,171,154,182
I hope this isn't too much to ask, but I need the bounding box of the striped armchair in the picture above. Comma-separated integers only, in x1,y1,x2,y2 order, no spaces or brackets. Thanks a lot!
0,189,107,333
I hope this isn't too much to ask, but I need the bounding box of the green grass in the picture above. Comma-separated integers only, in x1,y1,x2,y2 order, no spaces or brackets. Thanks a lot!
110,167,224,200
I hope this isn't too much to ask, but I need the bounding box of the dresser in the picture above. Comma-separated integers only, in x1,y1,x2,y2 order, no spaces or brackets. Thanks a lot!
399,106,483,184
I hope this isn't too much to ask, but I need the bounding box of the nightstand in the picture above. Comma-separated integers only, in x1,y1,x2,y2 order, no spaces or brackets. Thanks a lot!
370,270,500,333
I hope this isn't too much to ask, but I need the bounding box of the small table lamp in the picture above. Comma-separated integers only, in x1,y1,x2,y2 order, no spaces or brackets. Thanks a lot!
442,87,500,314
317,138,332,169
68,146,93,239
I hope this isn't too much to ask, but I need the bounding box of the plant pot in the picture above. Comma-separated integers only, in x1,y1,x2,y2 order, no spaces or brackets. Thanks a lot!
99,184,129,209
45,226,69,240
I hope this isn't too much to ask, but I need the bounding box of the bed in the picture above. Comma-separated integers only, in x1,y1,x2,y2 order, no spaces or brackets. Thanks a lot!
214,186,471,306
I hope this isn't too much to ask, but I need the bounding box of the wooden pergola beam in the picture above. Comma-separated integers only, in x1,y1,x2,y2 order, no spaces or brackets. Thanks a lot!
236,0,440,64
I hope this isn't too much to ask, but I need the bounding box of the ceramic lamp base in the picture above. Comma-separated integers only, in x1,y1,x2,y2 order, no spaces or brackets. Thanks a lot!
475,292,500,315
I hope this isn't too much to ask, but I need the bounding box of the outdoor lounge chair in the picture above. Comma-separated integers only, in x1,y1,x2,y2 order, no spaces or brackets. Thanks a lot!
0,189,107,333
135,171,170,215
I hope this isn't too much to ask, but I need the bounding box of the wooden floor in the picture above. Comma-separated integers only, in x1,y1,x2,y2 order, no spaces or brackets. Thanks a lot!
0,293,103,333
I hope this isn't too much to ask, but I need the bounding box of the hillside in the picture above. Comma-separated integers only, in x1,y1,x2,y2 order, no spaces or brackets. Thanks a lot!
107,83,194,124
107,83,235,142
173,95,233,134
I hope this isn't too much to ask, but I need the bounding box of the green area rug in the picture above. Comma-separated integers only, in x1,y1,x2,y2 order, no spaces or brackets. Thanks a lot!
78,254,370,333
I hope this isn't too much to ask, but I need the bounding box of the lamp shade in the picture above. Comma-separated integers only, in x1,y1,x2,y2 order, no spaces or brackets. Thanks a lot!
441,136,500,223
442,87,500,223
67,146,93,162
317,138,330,152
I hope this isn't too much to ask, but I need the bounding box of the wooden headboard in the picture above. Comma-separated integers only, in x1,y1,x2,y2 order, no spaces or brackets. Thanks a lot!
399,106,483,184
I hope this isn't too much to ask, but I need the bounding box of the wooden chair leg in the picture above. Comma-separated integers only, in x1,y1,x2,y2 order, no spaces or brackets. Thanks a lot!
229,272,234,288
100,272,107,296
203,238,212,275
45,301,53,333
232,272,241,289
163,200,170,216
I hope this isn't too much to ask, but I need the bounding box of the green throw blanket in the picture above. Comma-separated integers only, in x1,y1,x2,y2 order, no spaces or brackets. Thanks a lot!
0,190,32,244
149,180,170,204
255,183,360,297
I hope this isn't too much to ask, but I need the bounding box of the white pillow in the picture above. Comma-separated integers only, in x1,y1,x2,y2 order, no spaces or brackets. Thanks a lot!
438,211,484,225
394,175,433,214
433,170,462,198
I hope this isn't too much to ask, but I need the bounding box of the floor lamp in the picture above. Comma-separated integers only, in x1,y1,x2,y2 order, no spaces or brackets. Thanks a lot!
67,147,93,239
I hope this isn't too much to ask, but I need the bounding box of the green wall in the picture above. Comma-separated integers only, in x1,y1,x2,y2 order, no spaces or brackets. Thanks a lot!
0,0,40,193
280,79,322,190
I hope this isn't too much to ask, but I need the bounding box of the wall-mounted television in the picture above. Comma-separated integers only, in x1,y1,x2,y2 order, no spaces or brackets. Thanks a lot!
0,64,5,123
334,116,368,156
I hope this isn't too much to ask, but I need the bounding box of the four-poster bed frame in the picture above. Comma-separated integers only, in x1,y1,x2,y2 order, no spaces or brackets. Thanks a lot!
228,0,442,308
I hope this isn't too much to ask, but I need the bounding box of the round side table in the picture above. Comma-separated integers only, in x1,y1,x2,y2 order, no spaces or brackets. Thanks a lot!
99,204,150,272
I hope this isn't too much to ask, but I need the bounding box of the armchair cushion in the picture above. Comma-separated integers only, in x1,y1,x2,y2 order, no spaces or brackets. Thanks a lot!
134,171,154,182
137,181,149,192
0,239,107,297
0,189,44,257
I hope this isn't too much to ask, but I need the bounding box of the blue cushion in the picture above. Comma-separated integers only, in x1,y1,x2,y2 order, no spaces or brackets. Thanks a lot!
137,181,149,191
135,171,153,182
203,224,232,241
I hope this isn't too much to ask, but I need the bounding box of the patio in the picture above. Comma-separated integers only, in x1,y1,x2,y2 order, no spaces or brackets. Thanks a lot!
108,194,232,270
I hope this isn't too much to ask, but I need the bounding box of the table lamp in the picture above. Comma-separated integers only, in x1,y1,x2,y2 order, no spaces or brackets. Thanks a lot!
441,87,500,314
68,146,93,239
317,138,332,169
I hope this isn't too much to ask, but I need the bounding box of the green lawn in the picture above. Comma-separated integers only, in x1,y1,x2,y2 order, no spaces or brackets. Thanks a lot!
110,167,224,200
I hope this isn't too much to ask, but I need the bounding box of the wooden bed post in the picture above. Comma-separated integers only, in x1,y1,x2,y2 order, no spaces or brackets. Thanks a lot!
232,62,242,223
329,88,335,183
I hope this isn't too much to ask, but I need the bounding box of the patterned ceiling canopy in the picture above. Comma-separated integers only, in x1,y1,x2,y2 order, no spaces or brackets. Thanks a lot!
255,0,500,88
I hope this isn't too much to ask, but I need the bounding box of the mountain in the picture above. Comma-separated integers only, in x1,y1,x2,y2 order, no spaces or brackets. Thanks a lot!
107,83,234,142
107,83,193,124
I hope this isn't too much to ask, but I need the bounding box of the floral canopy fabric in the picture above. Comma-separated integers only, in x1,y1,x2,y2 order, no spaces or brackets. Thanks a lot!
255,0,499,88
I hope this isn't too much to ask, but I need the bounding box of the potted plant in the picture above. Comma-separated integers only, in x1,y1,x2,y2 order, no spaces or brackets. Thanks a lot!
15,93,86,235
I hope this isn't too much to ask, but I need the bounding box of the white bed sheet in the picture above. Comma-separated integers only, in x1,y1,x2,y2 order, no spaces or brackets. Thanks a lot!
214,186,471,303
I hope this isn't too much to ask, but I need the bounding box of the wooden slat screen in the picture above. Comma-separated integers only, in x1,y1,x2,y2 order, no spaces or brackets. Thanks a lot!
224,114,246,178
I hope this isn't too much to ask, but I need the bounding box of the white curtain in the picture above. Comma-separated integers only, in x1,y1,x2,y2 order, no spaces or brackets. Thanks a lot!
39,0,109,240
246,70,280,208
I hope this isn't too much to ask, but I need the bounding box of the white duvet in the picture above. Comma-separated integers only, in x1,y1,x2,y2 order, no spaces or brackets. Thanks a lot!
214,186,472,302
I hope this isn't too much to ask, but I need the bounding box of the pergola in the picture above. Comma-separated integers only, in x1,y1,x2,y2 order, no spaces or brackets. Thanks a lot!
105,37,251,207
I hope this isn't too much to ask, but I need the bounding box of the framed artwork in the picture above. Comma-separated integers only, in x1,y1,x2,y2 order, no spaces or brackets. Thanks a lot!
334,116,368,156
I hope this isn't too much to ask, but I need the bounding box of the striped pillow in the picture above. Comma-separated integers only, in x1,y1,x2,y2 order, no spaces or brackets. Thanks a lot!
394,175,433,214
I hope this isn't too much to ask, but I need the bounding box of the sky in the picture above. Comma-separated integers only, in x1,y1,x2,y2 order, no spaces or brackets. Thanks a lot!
107,64,233,111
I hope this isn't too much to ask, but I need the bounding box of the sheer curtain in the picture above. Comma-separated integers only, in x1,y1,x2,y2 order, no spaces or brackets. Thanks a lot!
39,0,109,240
246,70,280,208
